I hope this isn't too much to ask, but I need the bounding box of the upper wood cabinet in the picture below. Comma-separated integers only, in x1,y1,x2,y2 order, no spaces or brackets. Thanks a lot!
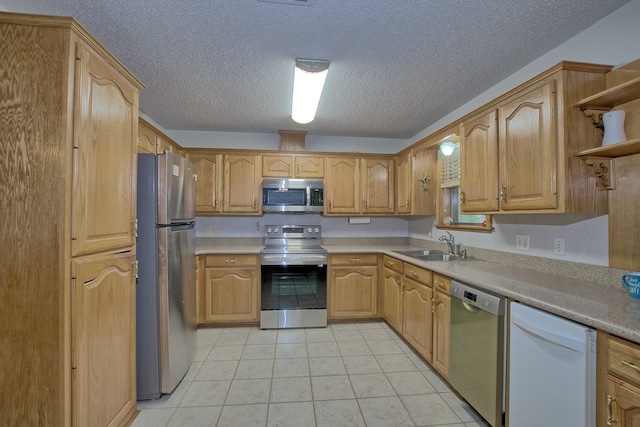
223,154,262,214
411,143,438,215
72,43,139,257
138,117,183,155
361,157,394,214
262,154,324,178
325,156,395,215
325,157,360,214
395,152,412,214
458,63,610,214
460,109,500,212
186,151,223,214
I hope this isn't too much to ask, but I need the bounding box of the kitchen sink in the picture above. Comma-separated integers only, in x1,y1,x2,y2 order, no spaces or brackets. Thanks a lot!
393,250,471,261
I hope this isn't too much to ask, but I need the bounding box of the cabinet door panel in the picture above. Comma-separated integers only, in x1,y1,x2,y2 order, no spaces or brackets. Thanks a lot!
402,278,433,362
263,155,293,177
498,80,557,210
295,155,324,178
72,252,136,427
223,154,261,213
461,109,499,212
72,44,137,256
325,158,360,214
204,267,259,322
606,376,640,427
432,291,450,379
329,266,377,318
396,153,412,214
362,157,394,214
188,152,222,213
383,269,403,333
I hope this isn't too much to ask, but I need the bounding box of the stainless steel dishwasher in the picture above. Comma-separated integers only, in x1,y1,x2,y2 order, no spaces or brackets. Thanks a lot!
449,280,505,427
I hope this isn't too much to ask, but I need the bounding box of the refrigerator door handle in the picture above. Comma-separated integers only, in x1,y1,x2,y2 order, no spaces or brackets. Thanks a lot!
511,313,585,353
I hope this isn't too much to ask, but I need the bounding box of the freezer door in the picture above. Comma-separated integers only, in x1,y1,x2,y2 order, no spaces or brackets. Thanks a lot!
158,151,196,224
157,223,197,394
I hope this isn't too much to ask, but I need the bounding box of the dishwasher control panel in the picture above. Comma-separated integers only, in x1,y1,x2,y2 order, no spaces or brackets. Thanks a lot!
451,280,505,315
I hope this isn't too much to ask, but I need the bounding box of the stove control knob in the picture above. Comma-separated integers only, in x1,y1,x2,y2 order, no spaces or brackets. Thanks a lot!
307,227,313,233
314,227,320,233
274,227,279,233
266,227,273,234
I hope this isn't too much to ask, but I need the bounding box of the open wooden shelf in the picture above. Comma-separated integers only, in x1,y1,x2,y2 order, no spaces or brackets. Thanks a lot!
574,138,640,158
574,76,640,110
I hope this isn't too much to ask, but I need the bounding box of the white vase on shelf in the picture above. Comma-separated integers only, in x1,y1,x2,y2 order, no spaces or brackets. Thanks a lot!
602,110,627,146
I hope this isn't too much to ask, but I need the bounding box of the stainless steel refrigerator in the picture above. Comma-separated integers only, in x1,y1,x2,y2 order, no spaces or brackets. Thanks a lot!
136,151,197,400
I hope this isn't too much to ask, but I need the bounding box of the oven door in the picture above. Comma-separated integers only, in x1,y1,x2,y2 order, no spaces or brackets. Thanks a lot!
260,262,327,329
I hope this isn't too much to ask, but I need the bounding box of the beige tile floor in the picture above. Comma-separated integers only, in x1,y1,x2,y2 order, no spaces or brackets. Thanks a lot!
131,321,491,427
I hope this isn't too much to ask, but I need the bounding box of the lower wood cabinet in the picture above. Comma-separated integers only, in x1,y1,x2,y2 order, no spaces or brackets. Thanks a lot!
199,254,260,324
72,251,136,427
598,331,640,426
328,254,378,319
432,273,451,379
402,276,433,362
382,257,403,332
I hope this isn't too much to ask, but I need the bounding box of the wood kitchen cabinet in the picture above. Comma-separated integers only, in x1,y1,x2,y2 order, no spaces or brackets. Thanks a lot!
382,256,404,333
262,154,324,178
325,157,361,214
223,154,262,214
597,332,640,427
411,142,438,215
459,62,609,214
186,151,223,214
361,157,395,214
432,273,451,379
0,12,142,427
402,263,433,363
328,254,378,319
395,152,412,214
72,252,137,427
139,117,183,155
200,254,260,323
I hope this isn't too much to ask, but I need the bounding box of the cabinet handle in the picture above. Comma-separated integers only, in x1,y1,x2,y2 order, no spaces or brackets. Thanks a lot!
385,261,395,268
621,359,640,372
225,259,236,264
499,186,506,203
349,258,360,264
253,199,257,209
607,394,615,426
411,271,419,278
134,219,138,238
363,200,367,209
435,280,446,289
460,192,465,205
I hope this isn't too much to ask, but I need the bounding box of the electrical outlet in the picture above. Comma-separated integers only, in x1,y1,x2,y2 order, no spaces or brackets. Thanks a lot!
516,235,530,251
204,225,213,235
554,238,565,255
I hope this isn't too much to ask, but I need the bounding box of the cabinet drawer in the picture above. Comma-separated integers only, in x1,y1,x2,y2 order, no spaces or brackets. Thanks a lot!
433,273,451,294
608,335,640,385
330,253,377,266
403,263,432,286
204,254,259,268
382,255,403,273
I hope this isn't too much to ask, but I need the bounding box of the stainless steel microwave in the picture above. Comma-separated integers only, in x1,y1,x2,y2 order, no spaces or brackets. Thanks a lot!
262,178,324,213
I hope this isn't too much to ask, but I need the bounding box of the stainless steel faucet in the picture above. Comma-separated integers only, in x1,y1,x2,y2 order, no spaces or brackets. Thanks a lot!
439,231,455,254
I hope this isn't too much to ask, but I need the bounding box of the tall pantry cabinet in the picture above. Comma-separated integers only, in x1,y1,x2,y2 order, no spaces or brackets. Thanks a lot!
0,13,143,427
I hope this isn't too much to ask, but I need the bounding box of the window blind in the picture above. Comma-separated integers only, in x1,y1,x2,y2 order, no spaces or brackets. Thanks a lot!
439,143,460,188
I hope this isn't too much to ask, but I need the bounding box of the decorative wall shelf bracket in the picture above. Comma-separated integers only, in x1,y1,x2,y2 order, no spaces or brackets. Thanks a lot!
583,156,615,190
419,173,430,191
581,108,608,132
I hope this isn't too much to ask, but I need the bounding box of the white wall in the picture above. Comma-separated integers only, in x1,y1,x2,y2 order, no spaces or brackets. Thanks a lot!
196,214,408,238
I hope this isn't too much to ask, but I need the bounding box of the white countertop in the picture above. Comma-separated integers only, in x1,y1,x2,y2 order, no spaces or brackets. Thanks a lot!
196,243,640,343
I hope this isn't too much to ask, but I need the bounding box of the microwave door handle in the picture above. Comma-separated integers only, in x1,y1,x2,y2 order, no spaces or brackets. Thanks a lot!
306,185,311,210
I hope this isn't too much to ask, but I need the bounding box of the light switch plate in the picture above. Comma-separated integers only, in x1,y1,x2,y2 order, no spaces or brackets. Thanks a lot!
516,235,530,251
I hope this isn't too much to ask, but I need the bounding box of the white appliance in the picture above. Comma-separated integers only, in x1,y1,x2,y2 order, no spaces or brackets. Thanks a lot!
508,302,596,427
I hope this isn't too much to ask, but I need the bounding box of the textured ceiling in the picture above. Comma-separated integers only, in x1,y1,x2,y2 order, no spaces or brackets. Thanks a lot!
0,0,631,139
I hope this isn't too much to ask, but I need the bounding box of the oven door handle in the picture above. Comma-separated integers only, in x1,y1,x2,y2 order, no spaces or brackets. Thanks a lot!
306,185,311,211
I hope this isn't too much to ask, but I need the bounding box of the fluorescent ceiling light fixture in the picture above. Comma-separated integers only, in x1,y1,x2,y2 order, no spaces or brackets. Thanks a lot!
292,58,329,124
439,134,458,156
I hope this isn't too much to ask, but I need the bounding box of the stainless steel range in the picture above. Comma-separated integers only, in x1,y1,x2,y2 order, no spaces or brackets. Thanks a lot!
260,225,327,329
